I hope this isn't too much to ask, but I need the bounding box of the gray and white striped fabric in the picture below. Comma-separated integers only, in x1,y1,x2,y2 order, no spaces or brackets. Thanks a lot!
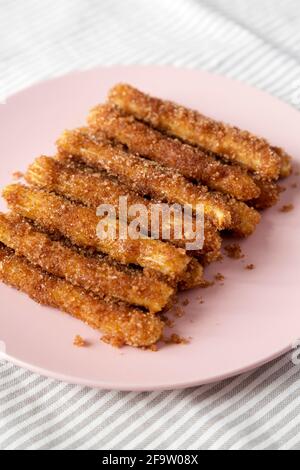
1,0,300,450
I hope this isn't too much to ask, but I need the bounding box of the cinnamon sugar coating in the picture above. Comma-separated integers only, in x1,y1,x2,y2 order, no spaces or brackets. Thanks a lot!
0,213,174,313
272,147,293,178
56,129,232,230
227,198,261,237
73,335,86,347
3,184,191,280
250,177,281,210
88,104,260,201
57,129,260,237
0,246,164,347
26,156,221,261
109,84,281,180
0,81,294,351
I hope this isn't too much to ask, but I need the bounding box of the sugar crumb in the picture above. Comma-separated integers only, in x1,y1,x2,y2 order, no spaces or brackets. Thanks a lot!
201,280,215,288
224,243,245,260
279,204,294,213
246,264,255,270
173,306,185,318
101,335,125,348
141,344,159,352
163,334,189,345
12,171,24,180
215,273,225,282
73,335,86,347
160,314,175,328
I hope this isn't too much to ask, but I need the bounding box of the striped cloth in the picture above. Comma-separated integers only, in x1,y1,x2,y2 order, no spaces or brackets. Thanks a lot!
1,0,300,450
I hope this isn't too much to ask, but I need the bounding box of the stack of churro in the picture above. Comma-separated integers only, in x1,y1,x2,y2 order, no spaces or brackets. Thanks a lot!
0,83,292,349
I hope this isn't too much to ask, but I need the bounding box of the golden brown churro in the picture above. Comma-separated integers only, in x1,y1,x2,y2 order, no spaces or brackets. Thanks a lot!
0,245,164,347
108,84,282,180
227,199,261,237
56,129,232,230
271,147,293,178
88,105,260,201
0,213,174,313
26,156,221,260
3,184,191,279
178,258,205,290
26,155,147,211
250,178,281,210
57,131,259,237
0,80,293,351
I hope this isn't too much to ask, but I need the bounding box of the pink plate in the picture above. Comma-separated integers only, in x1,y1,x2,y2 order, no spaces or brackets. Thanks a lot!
0,65,299,391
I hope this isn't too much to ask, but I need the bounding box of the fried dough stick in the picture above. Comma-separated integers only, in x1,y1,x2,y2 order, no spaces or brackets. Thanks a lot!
271,147,293,178
0,245,164,347
57,130,260,237
0,213,174,313
26,156,221,261
108,84,281,180
56,129,232,230
227,198,261,237
250,178,281,210
2,185,191,280
88,104,260,201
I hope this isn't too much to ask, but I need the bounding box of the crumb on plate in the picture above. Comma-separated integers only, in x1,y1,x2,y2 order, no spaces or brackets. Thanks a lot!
73,335,86,347
224,243,245,260
279,204,294,213
163,334,189,345
101,335,125,348
246,264,255,270
12,171,24,180
173,306,185,318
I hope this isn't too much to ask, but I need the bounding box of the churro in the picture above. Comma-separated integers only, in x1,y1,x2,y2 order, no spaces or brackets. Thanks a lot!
3,184,191,279
227,198,261,237
0,80,293,351
26,156,221,260
56,129,232,230
178,258,205,290
88,104,260,201
108,84,281,180
272,147,293,178
0,245,163,347
0,213,174,313
250,178,281,210
57,130,259,237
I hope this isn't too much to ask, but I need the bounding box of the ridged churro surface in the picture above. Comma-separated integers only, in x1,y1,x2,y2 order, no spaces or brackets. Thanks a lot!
227,199,261,237
88,104,260,201
27,155,146,211
109,84,282,180
0,213,174,313
26,156,221,260
0,81,293,350
250,178,281,210
57,129,232,230
0,246,163,347
272,147,293,178
57,130,259,237
3,184,191,279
